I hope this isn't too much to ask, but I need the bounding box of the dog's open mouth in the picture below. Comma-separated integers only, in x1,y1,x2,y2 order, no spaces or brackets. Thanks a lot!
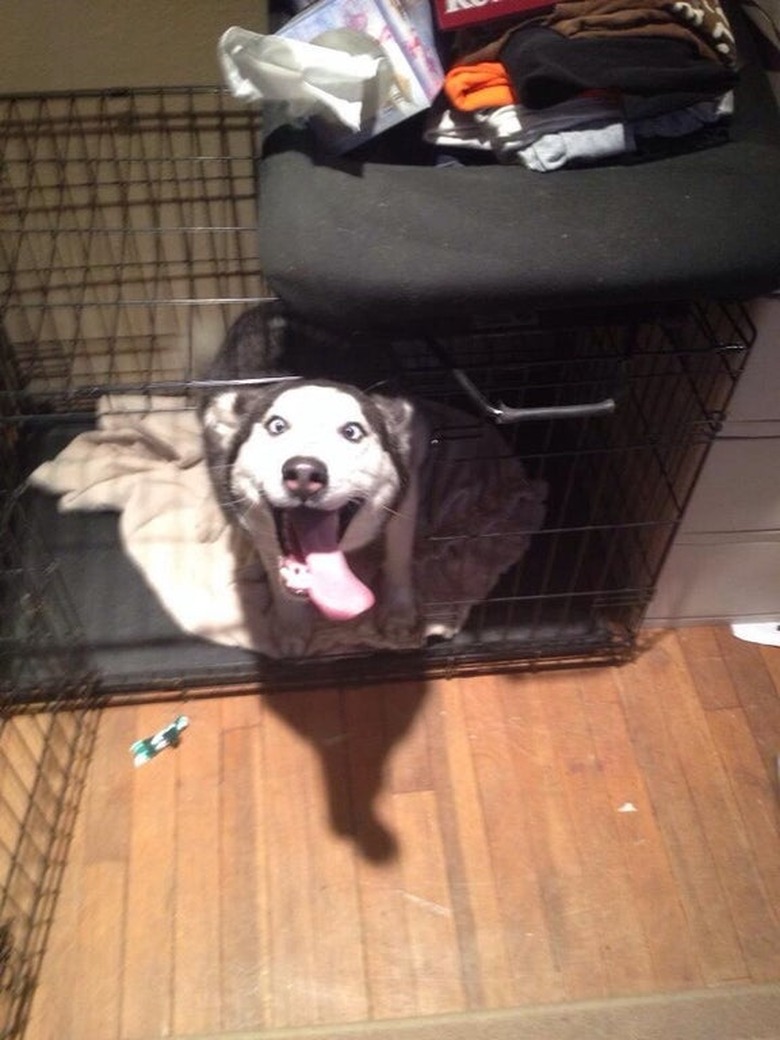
275,505,375,621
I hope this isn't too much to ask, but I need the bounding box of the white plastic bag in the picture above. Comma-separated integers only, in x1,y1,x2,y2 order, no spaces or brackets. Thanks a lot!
218,26,380,130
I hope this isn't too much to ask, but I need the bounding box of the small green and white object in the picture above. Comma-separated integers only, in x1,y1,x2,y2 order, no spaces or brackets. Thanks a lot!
130,715,190,767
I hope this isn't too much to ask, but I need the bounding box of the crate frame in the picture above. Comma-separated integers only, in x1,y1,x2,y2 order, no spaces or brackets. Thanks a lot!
0,84,758,1040
1,87,754,704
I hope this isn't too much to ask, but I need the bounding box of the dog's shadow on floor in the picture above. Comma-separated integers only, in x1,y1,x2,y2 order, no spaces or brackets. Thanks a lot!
262,679,431,864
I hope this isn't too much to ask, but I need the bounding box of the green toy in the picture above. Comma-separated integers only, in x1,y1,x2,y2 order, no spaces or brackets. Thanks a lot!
130,715,189,767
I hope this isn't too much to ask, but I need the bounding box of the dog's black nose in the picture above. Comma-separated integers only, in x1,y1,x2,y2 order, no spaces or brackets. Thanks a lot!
282,456,329,500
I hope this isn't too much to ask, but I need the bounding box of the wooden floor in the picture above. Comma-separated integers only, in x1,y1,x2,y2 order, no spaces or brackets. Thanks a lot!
24,626,780,1039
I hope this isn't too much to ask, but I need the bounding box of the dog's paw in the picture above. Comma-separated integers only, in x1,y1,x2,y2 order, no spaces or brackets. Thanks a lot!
277,636,310,658
376,586,420,644
269,623,311,659
267,597,314,658
424,621,460,642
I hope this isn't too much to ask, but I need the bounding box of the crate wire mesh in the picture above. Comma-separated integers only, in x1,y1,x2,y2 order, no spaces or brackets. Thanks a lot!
1,87,755,704
0,86,754,1040
0,87,262,1038
1,88,268,413
398,305,751,665
0,704,99,1040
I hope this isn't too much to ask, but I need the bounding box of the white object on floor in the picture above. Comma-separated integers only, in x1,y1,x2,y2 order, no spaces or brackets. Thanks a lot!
730,621,780,647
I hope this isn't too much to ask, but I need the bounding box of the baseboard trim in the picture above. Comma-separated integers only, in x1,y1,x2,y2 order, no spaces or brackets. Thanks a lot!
173,983,780,1040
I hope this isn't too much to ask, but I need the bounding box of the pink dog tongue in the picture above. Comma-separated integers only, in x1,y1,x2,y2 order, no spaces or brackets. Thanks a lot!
289,509,375,621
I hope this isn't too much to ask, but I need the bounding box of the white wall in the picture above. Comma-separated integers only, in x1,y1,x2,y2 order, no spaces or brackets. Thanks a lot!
0,1,267,92
647,294,780,626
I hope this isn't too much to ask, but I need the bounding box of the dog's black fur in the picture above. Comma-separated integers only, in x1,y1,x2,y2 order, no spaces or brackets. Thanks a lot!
198,303,425,656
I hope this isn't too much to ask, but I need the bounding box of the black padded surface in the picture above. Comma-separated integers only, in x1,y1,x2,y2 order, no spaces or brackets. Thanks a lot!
10,419,623,696
19,424,260,694
257,4,780,332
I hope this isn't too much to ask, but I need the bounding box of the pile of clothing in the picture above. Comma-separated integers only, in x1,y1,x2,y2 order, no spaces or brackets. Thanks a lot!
425,0,739,170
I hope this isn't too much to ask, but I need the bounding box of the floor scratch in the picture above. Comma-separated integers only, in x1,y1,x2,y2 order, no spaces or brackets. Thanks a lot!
398,891,452,917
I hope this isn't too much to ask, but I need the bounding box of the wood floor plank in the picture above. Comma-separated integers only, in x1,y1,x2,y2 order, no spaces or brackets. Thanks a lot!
261,690,322,1029
661,633,780,981
220,692,263,731
705,705,780,980
706,703,780,876
343,684,398,863
250,701,274,1028
0,715,60,904
2,717,42,805
82,705,137,864
425,680,495,1010
716,628,780,782
616,634,748,985
345,686,418,1021
435,677,517,1010
463,673,562,1007
220,719,265,1032
75,861,126,1040
120,703,178,1040
23,750,88,1040
354,830,417,1020
758,641,780,695
24,709,133,1040
172,698,222,1035
297,689,368,1026
384,682,433,795
543,670,657,996
394,787,466,1017
23,627,780,1038
677,626,740,711
0,721,39,903
577,667,702,991
501,673,609,1001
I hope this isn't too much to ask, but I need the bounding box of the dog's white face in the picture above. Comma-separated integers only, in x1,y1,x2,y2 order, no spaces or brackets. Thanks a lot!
203,380,415,621
232,384,402,524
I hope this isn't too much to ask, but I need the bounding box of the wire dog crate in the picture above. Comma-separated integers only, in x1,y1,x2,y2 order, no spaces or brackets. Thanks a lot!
1,88,754,705
0,704,98,1039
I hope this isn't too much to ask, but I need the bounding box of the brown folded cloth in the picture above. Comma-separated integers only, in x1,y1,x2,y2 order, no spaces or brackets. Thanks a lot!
449,13,549,66
544,0,737,67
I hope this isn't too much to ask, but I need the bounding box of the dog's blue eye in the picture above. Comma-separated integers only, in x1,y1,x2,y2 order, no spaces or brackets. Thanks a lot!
340,422,366,443
265,415,288,436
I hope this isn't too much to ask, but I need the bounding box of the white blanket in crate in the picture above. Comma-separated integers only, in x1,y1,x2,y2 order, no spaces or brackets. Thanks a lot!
28,395,547,658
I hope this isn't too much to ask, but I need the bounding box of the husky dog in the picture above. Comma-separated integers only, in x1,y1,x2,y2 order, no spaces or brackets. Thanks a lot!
198,304,426,656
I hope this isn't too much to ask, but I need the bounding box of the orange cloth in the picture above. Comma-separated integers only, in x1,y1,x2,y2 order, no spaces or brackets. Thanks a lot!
444,62,517,111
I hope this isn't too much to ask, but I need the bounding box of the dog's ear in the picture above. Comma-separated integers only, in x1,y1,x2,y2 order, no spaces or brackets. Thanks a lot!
201,390,249,452
213,301,290,379
370,394,419,465
263,306,289,368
